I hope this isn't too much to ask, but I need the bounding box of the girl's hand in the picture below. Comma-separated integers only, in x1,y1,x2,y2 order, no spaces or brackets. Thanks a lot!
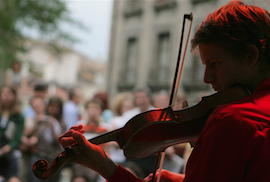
58,125,117,179
144,169,185,182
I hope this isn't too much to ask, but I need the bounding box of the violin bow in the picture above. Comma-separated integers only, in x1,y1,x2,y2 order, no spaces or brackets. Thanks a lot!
151,12,193,182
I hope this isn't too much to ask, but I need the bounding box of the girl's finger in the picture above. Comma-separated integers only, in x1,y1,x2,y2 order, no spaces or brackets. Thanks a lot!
144,173,153,182
59,129,75,140
69,125,83,131
60,137,77,148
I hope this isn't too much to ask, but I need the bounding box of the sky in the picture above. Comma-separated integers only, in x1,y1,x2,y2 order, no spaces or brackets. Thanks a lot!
63,0,114,62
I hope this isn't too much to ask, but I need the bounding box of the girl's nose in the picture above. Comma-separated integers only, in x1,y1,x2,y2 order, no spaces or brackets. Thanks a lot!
204,66,215,84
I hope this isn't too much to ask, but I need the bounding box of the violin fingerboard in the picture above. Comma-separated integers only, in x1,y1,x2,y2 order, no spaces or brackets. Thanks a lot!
89,128,125,148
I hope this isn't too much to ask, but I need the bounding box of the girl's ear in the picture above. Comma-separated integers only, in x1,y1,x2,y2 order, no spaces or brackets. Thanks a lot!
245,44,259,67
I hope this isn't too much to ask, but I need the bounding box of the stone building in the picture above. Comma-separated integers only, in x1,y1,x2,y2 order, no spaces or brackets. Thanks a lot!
17,39,107,101
106,0,268,105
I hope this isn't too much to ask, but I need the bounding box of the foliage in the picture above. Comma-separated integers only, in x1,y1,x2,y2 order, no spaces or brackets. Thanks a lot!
0,0,84,70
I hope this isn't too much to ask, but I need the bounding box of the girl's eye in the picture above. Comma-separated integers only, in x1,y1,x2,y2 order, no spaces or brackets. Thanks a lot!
210,61,219,67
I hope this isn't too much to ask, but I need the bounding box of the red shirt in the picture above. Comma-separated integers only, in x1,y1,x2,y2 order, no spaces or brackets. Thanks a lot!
109,78,270,182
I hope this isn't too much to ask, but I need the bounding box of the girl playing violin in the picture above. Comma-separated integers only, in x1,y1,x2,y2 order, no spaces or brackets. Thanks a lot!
59,1,270,181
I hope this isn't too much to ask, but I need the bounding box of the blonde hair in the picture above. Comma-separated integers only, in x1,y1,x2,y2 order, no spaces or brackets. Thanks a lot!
113,92,134,116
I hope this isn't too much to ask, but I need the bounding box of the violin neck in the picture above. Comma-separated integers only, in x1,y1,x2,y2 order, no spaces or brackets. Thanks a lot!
88,128,125,148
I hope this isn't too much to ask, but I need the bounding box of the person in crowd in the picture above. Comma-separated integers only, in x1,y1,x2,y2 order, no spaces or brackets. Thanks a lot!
46,96,66,134
73,98,109,182
153,90,169,108
152,90,184,174
94,92,114,124
58,1,270,181
77,98,108,134
153,90,190,173
19,96,46,182
5,61,29,99
7,176,25,182
105,92,135,166
63,88,81,131
71,175,89,182
122,87,155,121
6,61,23,86
23,83,48,120
0,86,24,180
23,96,61,182
115,87,157,177
109,92,135,130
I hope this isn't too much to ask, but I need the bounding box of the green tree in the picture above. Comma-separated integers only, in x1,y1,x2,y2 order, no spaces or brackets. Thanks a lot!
0,0,83,70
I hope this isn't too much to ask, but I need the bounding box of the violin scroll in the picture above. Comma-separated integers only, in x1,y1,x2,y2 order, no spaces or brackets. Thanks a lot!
33,144,82,179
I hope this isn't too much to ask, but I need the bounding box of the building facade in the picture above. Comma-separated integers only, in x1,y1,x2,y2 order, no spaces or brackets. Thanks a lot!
106,0,266,105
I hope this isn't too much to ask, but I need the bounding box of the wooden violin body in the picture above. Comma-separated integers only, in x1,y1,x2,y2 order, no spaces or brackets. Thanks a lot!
33,85,250,179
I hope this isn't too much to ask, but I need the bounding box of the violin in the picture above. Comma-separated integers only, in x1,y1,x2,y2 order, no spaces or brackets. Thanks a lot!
32,85,250,180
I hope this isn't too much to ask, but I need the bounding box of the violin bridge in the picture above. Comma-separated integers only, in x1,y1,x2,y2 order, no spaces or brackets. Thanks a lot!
189,140,197,148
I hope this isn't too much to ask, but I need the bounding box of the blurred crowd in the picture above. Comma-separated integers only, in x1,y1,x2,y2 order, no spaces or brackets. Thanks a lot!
0,61,194,182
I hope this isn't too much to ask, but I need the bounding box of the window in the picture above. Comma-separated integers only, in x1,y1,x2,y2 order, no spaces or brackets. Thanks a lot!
154,32,170,81
154,0,177,12
122,38,138,83
148,32,171,92
126,0,141,8
191,0,216,5
124,0,143,18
